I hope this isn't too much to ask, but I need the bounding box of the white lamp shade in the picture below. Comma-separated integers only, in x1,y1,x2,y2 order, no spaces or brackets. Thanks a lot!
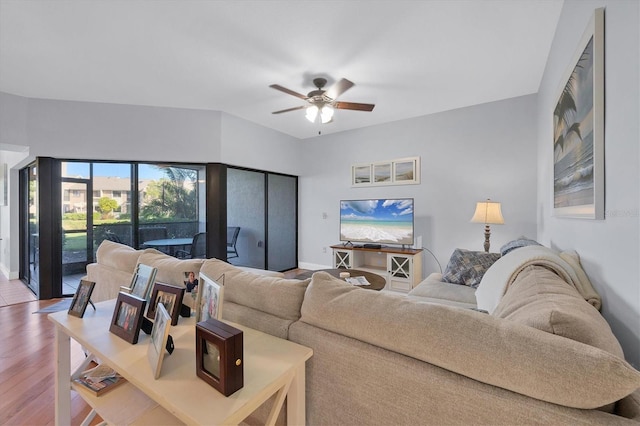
470,200,505,225
320,105,334,123
305,105,319,123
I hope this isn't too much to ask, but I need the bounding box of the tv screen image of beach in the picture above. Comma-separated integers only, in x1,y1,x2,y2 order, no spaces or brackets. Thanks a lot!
340,199,414,245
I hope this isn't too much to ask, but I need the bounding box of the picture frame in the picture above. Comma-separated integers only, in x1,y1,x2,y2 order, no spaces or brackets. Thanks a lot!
120,263,157,301
68,279,95,318
352,157,420,187
372,162,392,184
196,272,224,323
146,282,185,326
393,157,420,184
351,164,372,186
109,292,147,344
552,8,604,219
195,318,243,396
147,303,171,379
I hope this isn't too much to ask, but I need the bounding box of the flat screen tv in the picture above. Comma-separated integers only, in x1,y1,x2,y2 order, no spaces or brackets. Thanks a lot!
340,198,414,246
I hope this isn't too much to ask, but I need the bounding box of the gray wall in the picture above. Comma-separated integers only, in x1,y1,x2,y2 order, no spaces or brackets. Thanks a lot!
536,0,640,367
298,94,538,274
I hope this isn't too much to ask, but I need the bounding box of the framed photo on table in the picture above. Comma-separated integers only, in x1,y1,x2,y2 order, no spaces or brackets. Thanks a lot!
146,282,185,326
196,273,224,322
109,292,147,344
121,263,157,301
196,318,243,396
147,303,172,379
68,279,95,318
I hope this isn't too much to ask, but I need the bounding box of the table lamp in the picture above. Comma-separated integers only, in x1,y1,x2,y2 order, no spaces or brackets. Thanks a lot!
470,199,504,252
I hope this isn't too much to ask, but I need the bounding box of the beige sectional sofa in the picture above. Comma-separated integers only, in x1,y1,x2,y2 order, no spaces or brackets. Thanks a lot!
85,240,640,425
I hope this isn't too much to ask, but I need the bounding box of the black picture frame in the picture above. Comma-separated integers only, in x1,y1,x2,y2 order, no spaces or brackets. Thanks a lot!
195,318,243,397
68,279,95,318
146,282,185,326
109,292,147,344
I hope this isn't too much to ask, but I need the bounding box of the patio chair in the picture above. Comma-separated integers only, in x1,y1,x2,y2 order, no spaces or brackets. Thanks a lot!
139,226,168,252
105,230,123,243
176,232,207,259
227,227,240,259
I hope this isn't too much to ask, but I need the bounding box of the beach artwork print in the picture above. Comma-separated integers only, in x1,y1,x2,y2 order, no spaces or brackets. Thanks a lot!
553,8,603,219
340,199,413,245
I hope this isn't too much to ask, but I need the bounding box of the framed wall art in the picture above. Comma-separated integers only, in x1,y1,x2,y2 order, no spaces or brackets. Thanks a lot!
352,157,420,187
352,164,372,186
553,8,604,219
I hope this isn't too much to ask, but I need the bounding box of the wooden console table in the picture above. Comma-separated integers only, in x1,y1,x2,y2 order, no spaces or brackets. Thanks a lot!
49,299,312,425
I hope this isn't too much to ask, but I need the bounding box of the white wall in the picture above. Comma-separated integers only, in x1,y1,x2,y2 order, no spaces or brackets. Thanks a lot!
220,112,304,176
299,94,538,275
26,98,223,162
537,0,640,367
0,93,304,278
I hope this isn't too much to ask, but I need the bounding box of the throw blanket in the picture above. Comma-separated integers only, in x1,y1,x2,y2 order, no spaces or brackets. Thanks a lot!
476,245,602,314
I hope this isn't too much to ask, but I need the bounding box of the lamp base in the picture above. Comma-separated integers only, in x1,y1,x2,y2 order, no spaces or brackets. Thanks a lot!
483,225,491,253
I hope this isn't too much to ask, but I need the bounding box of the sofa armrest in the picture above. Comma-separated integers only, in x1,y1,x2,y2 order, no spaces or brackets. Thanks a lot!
408,272,477,305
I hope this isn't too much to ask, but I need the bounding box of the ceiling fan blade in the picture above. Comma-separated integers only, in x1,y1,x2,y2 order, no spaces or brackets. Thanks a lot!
333,101,375,112
272,105,306,114
324,78,354,100
269,84,308,100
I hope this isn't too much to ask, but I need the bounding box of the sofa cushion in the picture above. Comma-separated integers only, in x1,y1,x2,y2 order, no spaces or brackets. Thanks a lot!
441,249,501,288
137,250,204,288
96,240,144,273
300,272,640,409
492,265,624,358
408,273,477,305
200,259,310,321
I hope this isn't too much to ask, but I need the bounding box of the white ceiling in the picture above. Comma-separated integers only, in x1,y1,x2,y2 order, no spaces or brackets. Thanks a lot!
0,0,563,140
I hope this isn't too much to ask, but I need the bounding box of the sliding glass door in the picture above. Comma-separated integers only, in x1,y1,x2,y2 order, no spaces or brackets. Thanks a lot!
226,167,297,272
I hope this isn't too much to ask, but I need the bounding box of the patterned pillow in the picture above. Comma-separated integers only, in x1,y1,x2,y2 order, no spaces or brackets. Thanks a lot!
499,237,542,256
441,249,501,288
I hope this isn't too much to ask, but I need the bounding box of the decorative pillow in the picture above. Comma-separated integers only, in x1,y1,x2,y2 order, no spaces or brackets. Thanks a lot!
500,237,542,256
441,249,501,288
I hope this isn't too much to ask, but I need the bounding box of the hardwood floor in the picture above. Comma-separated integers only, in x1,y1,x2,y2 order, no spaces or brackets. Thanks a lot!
0,299,100,425
0,268,308,425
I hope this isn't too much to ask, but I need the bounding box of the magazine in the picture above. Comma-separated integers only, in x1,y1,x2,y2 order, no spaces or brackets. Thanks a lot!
73,364,126,396
345,276,371,286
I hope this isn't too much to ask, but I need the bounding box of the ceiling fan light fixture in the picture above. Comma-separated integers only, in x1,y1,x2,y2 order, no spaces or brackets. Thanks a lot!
320,105,334,124
305,105,319,123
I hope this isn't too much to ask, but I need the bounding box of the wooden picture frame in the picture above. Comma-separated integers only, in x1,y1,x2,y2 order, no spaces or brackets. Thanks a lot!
553,8,604,219
196,273,224,323
147,303,171,379
68,280,95,318
109,292,147,344
121,263,157,301
195,318,243,396
146,282,185,326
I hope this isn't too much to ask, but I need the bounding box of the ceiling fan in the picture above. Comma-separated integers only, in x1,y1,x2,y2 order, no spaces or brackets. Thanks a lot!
270,77,375,124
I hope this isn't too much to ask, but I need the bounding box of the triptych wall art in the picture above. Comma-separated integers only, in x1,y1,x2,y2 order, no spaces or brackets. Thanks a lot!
352,156,420,187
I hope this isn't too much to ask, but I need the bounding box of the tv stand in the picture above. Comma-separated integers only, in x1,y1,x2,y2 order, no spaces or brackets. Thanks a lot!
331,245,423,293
